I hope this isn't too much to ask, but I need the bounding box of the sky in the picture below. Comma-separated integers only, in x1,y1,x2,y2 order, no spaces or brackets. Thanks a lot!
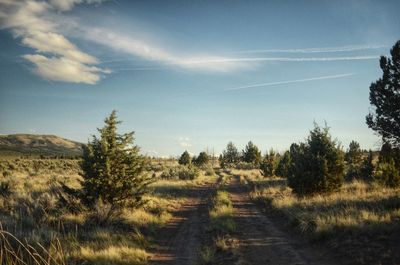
0,0,399,157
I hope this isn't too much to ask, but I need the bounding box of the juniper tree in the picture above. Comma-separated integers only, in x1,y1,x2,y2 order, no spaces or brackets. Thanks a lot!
345,140,363,179
178,150,191,165
276,150,291,177
346,140,363,165
193,151,209,167
260,149,278,177
287,124,345,195
366,40,400,148
242,141,262,166
360,150,374,181
81,111,152,216
221,142,240,165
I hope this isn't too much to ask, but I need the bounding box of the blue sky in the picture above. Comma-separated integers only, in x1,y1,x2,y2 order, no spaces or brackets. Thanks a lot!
0,0,399,157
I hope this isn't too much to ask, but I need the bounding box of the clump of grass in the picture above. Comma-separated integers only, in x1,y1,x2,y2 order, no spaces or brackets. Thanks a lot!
214,235,238,252
199,246,216,265
0,225,66,265
209,191,236,234
77,245,149,265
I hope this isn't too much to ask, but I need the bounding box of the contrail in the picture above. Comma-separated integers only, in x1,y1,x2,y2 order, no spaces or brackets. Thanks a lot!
230,44,388,54
225,73,356,91
184,56,378,64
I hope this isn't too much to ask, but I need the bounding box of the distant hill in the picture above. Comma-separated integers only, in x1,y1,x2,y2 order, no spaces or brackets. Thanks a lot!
0,134,84,157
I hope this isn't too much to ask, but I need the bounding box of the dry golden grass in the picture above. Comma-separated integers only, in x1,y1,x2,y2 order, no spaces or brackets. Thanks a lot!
0,158,210,265
235,169,400,265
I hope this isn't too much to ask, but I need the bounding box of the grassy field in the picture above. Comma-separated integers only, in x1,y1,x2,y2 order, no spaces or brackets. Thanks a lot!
232,168,400,265
0,157,214,265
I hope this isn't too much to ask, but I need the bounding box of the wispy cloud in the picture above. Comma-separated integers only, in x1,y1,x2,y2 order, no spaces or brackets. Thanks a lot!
187,56,379,64
0,0,109,84
83,27,252,72
230,44,388,54
225,73,356,91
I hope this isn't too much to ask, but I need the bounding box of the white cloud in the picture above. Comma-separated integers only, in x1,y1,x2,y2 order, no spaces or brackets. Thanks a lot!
0,0,109,84
84,27,252,72
225,73,356,91
23,54,110,84
49,0,104,11
179,137,192,148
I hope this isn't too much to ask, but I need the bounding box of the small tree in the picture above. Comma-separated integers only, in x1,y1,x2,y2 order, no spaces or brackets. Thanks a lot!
81,111,152,218
260,149,278,177
242,141,262,166
360,150,374,181
366,40,400,148
288,124,345,195
193,151,209,167
178,150,191,165
345,140,363,165
276,150,291,177
220,142,240,167
345,140,363,179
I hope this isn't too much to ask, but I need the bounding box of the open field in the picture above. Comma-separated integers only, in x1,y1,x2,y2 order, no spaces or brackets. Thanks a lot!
1,158,400,265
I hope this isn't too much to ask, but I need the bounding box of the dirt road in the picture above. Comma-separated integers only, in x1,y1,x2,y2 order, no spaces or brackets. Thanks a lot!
149,183,213,265
227,175,337,265
151,175,337,265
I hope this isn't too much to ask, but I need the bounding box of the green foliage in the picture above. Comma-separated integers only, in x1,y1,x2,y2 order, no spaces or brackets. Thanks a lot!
374,143,400,187
160,165,200,180
81,110,153,212
193,151,209,167
178,150,191,165
287,124,345,195
275,150,291,177
241,141,262,166
345,140,363,165
260,149,278,177
375,159,400,187
359,150,375,181
220,142,240,168
345,140,363,180
366,40,400,147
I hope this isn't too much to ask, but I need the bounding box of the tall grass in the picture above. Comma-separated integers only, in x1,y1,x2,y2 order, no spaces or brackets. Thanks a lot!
0,224,66,265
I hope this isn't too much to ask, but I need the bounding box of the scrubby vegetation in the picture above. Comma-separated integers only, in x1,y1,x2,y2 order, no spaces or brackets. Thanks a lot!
238,169,400,265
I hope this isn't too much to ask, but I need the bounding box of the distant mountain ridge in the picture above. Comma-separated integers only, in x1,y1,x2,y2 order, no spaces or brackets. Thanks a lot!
0,134,83,157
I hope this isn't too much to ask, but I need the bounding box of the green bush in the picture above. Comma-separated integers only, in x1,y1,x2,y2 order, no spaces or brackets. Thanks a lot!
160,165,200,180
375,159,400,187
260,149,278,177
287,124,345,195
177,166,200,180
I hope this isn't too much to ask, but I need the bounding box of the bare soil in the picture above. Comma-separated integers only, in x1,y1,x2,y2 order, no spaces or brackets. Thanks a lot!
149,183,214,265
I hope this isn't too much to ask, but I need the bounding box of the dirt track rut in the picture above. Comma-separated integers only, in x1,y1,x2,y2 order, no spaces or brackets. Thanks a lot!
227,175,337,265
150,184,213,265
